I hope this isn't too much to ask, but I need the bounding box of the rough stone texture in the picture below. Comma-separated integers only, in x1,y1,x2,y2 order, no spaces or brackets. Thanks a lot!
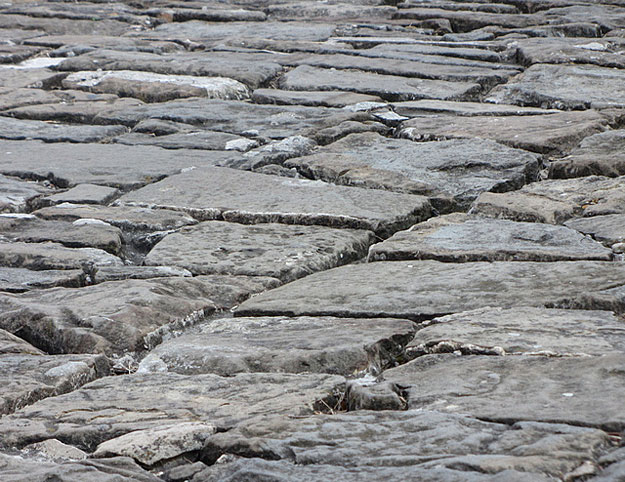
143,221,374,282
399,110,608,154
0,140,237,189
137,316,415,376
486,64,625,110
0,267,85,293
0,174,54,213
368,213,612,262
407,307,625,357
22,439,87,462
391,99,559,117
382,354,625,430
286,132,539,210
0,275,279,355
42,184,120,206
0,116,126,143
513,37,625,69
113,130,257,152
0,372,345,451
117,166,432,236
252,89,383,108
91,265,192,284
565,215,625,246
470,176,625,224
549,129,625,179
236,260,625,320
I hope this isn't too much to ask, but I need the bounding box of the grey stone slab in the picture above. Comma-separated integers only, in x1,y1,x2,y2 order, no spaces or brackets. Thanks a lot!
0,140,236,189
0,175,54,213
0,45,42,64
408,307,625,357
368,213,612,262
280,65,482,102
0,241,122,271
391,99,559,117
199,410,607,481
33,204,197,231
0,116,126,144
1,349,109,415
0,14,133,36
235,260,625,321
0,214,123,254
285,132,539,210
143,221,374,282
23,34,182,54
0,88,117,111
149,7,266,22
513,37,625,69
252,89,384,108
0,267,85,293
0,3,149,25
486,64,625,110
91,265,192,284
21,438,87,462
0,328,42,355
399,110,608,154
137,315,415,376
541,4,625,31
0,28,46,43
264,3,395,20
565,215,625,247
0,67,60,89
113,131,257,151
42,184,120,206
470,176,625,224
0,371,344,451
0,454,161,482
394,8,542,31
117,166,432,237
383,354,625,430
0,275,278,355
549,129,625,179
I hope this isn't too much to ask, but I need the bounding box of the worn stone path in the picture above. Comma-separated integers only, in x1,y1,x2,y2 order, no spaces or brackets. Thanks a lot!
1,0,624,480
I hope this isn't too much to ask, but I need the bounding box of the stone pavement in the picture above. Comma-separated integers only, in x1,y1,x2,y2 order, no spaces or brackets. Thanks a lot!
0,0,624,480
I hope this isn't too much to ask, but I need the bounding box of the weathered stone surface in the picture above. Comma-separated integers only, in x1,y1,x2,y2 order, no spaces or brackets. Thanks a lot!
24,34,182,54
42,184,120,206
137,315,415,376
394,8,541,31
486,64,625,110
236,260,625,320
391,99,559,117
368,213,612,262
407,307,625,357
549,129,625,179
144,221,374,282
114,131,256,151
91,265,192,284
62,71,250,103
399,110,608,154
0,14,136,36
198,410,608,481
0,116,126,143
0,275,279,355
94,422,217,466
252,88,384,107
148,7,266,23
470,176,625,224
280,65,481,101
117,166,432,236
0,454,160,482
0,241,122,271
0,88,118,111
565,215,625,247
33,203,197,231
382,354,625,430
0,267,85,293
513,37,625,69
0,328,41,355
0,67,59,89
264,3,395,20
0,140,235,189
0,175,53,213
0,372,344,451
22,439,87,461
286,132,539,209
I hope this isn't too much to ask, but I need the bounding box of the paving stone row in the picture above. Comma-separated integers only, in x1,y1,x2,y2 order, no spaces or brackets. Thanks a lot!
1,0,625,480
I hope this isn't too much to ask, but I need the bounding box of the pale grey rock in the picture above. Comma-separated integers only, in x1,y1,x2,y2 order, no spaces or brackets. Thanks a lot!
470,176,625,224
0,267,85,293
137,315,415,376
117,166,432,237
394,8,541,31
549,129,625,179
41,184,120,206
114,131,257,152
23,34,183,54
486,64,625,110
91,265,192,284
0,275,278,354
368,213,612,262
407,307,625,357
252,89,384,108
0,175,54,213
399,110,608,154
286,132,540,210
239,135,317,170
391,99,559,117
0,371,344,451
565,215,625,246
0,116,125,143
23,439,87,461
236,260,625,320
0,67,60,89
264,2,395,20
94,422,217,466
383,354,625,430
0,88,118,111
0,328,42,355
143,221,374,282
513,37,625,69
148,7,266,23
280,65,481,102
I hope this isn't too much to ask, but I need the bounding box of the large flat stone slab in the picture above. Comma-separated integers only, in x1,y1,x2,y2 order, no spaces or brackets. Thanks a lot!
408,307,625,357
117,167,432,237
0,371,344,451
199,410,609,481
470,176,625,224
368,213,612,262
143,221,374,282
549,129,625,179
137,316,415,376
513,37,625,69
252,89,383,108
280,65,481,101
0,140,236,189
565,215,625,247
236,260,625,320
391,99,559,117
0,267,85,293
0,275,278,355
0,116,125,143
486,64,625,110
383,354,625,430
285,132,540,210
399,110,608,154
0,174,53,213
